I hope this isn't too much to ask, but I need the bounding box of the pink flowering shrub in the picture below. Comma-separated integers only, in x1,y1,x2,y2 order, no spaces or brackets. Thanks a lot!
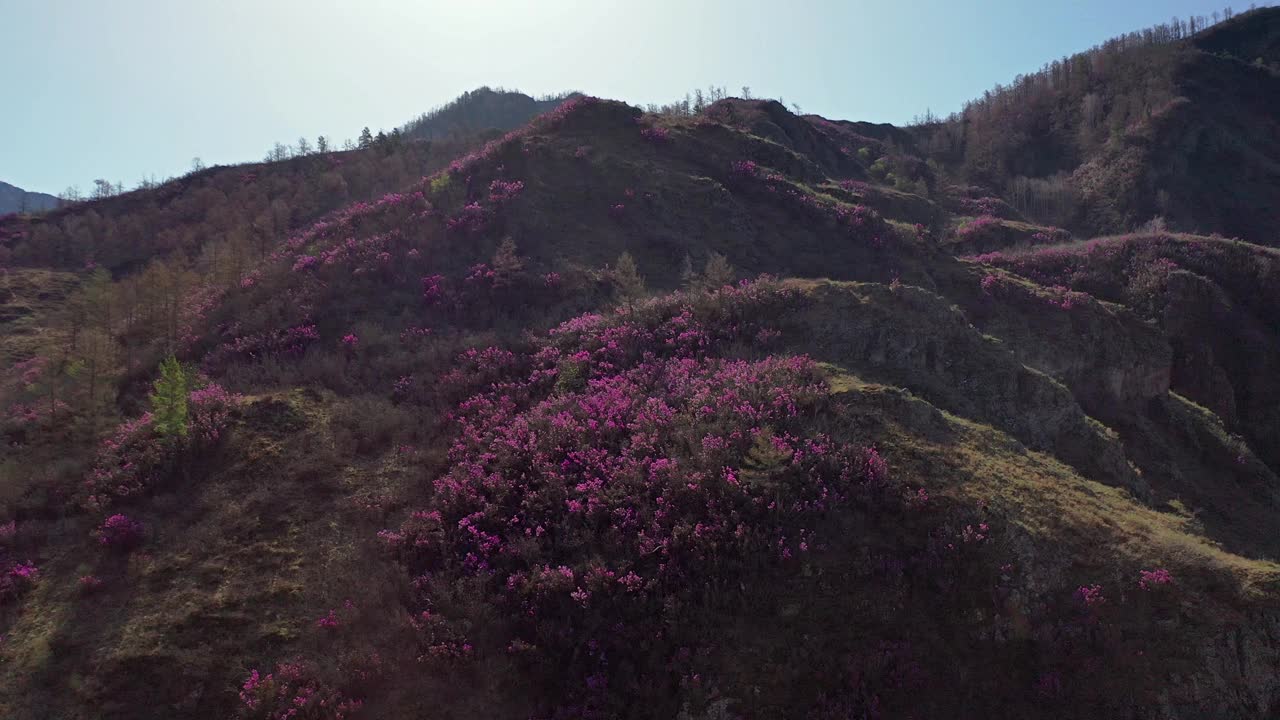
83,382,238,510
341,333,359,349
1137,568,1172,590
731,160,759,177
82,412,163,511
487,179,525,205
207,324,320,370
446,202,490,234
1074,584,1106,609
238,662,363,720
420,274,445,305
835,204,890,246
980,273,1000,294
1046,284,1091,311
382,279,923,712
956,214,1001,239
97,513,145,550
188,383,239,444
0,561,38,604
78,575,104,594
640,126,671,144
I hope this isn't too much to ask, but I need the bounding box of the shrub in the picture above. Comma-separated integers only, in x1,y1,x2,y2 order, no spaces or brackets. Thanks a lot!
640,126,671,144
382,279,913,713
84,381,238,510
0,561,38,604
97,514,145,550
1137,568,1173,590
238,662,362,720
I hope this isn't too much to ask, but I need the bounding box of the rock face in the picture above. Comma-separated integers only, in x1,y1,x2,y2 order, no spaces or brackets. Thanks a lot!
789,280,1145,494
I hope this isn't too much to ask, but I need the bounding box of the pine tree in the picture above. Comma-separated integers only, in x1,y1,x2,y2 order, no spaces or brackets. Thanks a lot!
612,252,646,310
150,355,189,441
358,127,374,149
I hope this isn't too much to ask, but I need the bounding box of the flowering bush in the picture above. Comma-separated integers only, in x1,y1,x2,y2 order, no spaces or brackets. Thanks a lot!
956,214,1001,239
382,279,921,712
1074,584,1106,609
207,324,320,370
0,561,38,604
238,662,362,720
420,274,445,305
84,382,239,510
82,412,163,511
487,179,525,205
640,126,671,144
78,575,104,594
97,513,145,550
1137,568,1173,590
188,383,239,444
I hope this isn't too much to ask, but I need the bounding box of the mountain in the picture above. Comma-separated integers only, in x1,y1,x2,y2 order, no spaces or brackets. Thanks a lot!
909,6,1280,243
401,86,583,141
0,181,59,215
2,10,1280,720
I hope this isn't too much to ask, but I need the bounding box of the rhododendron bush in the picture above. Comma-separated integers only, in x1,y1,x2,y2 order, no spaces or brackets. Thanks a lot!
83,380,240,510
238,662,363,720
382,280,930,713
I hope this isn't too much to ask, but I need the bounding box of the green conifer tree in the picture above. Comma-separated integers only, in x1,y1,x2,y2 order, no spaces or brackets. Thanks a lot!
150,355,189,441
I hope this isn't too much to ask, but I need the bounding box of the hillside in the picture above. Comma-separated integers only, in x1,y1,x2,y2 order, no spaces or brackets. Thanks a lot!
909,5,1280,244
2,12,1280,720
0,181,59,215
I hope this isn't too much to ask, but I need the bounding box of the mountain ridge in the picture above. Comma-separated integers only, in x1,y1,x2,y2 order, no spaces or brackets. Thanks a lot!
0,180,59,215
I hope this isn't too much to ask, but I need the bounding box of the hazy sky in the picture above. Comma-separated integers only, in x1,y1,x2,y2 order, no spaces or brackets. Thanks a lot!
1,0,1254,195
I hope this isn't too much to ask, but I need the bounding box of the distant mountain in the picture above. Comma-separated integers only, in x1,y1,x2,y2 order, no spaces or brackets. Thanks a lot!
401,86,582,140
0,181,58,214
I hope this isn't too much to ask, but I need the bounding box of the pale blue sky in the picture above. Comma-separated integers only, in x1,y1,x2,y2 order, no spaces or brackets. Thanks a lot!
0,0,1256,195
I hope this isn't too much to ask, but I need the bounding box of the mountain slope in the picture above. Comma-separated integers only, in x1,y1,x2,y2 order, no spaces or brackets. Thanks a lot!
1,91,1278,719
0,181,59,215
910,6,1280,244
4,11,1280,717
